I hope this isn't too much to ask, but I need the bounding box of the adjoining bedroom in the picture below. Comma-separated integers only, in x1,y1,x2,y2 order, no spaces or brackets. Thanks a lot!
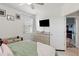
0,3,79,56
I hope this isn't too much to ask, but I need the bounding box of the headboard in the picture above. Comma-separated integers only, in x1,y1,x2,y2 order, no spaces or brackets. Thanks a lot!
3,36,23,44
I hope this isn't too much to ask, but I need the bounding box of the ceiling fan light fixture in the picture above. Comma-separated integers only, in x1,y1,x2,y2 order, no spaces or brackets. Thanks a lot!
27,3,32,5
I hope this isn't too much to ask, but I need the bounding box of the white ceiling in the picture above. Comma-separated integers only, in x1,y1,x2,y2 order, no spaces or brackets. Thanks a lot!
67,10,79,16
3,3,64,16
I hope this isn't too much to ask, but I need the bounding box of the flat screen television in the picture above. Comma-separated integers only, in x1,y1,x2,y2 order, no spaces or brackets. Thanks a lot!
39,19,49,27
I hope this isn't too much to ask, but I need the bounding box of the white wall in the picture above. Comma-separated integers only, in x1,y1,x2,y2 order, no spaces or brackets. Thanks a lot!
0,4,34,38
62,3,79,16
0,4,23,38
35,5,66,50
62,3,79,48
50,17,66,50
36,5,62,32
75,16,79,48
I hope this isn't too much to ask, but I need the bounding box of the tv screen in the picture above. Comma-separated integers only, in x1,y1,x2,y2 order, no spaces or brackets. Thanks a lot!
39,19,49,27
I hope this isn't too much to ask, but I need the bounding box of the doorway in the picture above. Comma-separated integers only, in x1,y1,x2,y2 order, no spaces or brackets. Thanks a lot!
66,17,76,48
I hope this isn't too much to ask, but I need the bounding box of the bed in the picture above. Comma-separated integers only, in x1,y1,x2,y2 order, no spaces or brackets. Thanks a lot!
0,37,55,56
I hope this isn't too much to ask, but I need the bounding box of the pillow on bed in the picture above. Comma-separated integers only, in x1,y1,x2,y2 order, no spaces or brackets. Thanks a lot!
1,44,13,56
8,38,22,44
2,38,13,44
2,39,8,44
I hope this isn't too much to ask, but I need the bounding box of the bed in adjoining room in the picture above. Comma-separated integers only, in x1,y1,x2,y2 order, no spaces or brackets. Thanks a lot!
0,36,55,56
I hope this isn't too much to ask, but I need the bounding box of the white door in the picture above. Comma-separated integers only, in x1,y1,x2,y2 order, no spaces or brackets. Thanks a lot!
24,16,33,33
50,17,66,50
23,16,34,40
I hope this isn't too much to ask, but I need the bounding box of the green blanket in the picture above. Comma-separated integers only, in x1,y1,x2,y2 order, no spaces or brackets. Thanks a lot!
8,41,38,56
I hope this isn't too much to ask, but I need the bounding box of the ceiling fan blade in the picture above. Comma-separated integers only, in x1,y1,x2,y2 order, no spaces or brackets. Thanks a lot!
30,3,45,9
36,3,44,5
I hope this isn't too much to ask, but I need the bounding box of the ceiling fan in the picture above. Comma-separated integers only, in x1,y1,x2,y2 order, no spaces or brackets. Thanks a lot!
19,3,44,9
35,3,44,5
28,3,45,9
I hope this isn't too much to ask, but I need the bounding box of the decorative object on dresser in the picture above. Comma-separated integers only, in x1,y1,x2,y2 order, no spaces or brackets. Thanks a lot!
0,8,6,16
7,15,14,21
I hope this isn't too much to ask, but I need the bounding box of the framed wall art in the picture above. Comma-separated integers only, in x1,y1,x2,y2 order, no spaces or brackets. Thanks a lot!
16,14,20,19
0,9,6,16
7,15,14,21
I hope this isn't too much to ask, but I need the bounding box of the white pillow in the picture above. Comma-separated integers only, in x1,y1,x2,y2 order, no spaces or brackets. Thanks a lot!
1,44,13,56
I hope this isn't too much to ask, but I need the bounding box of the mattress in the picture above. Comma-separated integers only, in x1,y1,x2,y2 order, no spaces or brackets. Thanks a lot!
8,41,38,56
7,41,55,56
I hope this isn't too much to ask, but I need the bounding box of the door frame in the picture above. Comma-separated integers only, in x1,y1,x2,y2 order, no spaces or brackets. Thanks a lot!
66,16,77,48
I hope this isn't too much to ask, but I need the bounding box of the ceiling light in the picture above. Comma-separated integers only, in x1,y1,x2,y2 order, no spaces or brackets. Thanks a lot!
27,3,32,5
19,3,32,6
19,3,25,6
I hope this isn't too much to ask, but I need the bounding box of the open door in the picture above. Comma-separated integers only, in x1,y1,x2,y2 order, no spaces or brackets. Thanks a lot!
66,17,76,48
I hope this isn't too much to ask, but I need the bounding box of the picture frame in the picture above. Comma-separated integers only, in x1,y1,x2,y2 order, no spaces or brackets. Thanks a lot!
7,15,14,21
16,14,20,19
0,9,6,16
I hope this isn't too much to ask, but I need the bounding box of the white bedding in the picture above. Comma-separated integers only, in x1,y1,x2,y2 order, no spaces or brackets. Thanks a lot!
37,42,55,56
0,44,13,56
25,40,56,56
0,41,55,56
